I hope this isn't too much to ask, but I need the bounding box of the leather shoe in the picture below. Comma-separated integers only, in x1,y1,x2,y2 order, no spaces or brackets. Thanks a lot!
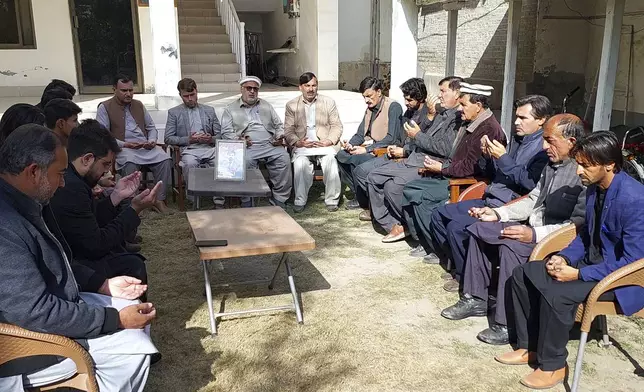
441,294,487,320
441,272,453,280
125,242,141,253
358,209,371,221
422,253,440,264
150,352,162,365
382,224,408,243
345,199,361,210
326,205,339,212
520,367,567,389
408,244,428,257
293,205,305,213
477,324,509,345
443,278,460,292
495,349,537,366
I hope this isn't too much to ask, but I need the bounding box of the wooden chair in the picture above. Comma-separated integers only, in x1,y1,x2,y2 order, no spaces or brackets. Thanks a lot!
170,145,186,211
526,225,644,392
0,323,98,392
416,169,490,203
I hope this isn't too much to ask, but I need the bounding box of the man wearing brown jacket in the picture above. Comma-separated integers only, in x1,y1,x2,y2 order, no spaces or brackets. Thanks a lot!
285,72,343,212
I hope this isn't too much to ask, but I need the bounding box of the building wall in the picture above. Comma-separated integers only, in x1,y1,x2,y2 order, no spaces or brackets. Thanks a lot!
417,0,538,106
0,0,77,96
138,6,156,94
338,0,393,91
238,12,264,33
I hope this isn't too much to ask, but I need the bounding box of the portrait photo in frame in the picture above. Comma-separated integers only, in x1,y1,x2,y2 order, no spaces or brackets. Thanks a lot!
215,139,247,181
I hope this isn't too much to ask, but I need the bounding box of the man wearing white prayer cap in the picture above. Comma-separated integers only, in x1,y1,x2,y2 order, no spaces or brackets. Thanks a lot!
396,81,507,246
219,76,293,208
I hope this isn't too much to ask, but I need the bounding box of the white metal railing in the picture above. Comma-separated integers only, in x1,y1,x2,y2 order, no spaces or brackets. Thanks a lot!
216,0,246,78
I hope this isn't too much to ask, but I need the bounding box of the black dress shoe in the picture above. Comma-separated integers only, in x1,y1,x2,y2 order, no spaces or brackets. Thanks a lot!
150,352,162,365
441,294,488,320
477,324,510,345
408,245,428,258
125,242,141,253
133,235,143,244
345,199,361,210
422,253,440,264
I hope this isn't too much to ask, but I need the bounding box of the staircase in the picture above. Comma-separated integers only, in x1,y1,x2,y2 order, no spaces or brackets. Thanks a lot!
178,0,243,92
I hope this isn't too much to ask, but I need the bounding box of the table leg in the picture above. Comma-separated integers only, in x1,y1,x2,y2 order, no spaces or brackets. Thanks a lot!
268,253,287,290
195,196,201,210
284,258,304,324
202,260,218,335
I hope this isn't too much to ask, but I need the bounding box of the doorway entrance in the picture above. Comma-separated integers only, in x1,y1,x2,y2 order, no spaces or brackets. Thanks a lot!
69,0,144,94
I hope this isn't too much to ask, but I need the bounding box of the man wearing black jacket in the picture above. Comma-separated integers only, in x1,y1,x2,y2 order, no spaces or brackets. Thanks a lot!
0,125,156,391
50,119,160,285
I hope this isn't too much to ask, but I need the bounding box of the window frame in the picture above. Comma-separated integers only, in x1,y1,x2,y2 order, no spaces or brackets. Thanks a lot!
0,0,36,49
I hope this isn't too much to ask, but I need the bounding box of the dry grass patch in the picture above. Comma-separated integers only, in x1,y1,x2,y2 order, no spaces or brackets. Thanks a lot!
141,186,644,391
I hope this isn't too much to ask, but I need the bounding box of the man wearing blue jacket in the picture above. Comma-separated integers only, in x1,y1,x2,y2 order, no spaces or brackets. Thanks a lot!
495,131,644,390
422,96,552,280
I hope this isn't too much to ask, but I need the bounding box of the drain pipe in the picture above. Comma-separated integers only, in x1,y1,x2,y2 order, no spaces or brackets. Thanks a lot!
370,0,381,78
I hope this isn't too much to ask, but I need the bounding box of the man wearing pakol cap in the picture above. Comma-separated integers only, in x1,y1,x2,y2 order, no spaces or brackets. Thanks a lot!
390,83,506,244
220,76,292,208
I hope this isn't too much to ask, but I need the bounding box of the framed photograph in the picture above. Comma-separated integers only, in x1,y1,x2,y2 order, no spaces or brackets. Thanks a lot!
215,140,246,181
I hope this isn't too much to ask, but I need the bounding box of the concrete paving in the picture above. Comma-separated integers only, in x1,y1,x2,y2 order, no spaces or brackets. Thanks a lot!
0,87,368,143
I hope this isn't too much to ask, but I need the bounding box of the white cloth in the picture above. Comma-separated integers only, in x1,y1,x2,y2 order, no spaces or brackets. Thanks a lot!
293,153,340,207
291,146,336,159
0,293,156,392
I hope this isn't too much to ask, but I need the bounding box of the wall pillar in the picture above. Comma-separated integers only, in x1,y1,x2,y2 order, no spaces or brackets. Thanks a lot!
389,0,419,103
317,0,339,89
149,0,181,110
499,0,522,138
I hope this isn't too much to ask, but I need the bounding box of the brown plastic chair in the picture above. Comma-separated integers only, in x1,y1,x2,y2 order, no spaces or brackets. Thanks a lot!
526,225,644,392
0,323,98,392
456,180,487,202
416,169,491,203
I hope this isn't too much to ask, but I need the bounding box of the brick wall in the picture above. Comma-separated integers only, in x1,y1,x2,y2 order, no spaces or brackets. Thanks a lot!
417,0,538,83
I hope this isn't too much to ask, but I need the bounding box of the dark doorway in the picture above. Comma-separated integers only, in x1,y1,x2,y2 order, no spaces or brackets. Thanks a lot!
69,0,143,93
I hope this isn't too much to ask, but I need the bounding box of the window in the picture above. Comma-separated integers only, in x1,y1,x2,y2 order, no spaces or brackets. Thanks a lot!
0,0,35,49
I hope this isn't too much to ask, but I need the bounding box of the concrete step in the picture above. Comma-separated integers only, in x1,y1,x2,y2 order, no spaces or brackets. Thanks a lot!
180,42,232,54
181,53,236,64
183,73,241,83
181,63,241,74
179,25,226,35
178,8,218,18
198,82,240,92
179,33,230,44
178,16,222,26
179,0,217,10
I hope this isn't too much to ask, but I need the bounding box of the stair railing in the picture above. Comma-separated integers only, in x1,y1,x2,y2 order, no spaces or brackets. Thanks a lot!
216,0,246,78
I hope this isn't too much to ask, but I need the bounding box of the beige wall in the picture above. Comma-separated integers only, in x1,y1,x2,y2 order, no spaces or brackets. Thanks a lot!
137,6,156,94
0,0,77,96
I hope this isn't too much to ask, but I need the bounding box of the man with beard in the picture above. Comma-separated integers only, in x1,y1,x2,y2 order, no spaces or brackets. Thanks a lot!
50,119,162,288
220,76,292,208
0,124,156,391
165,78,223,207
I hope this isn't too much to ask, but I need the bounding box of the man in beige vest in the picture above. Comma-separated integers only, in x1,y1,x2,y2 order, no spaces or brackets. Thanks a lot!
97,74,171,213
220,76,292,208
336,77,404,210
284,72,343,213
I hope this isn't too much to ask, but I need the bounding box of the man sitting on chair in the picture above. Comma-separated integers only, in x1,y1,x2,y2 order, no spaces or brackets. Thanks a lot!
97,74,171,213
220,76,292,208
0,125,157,392
495,131,644,390
395,83,506,244
50,120,163,289
425,95,552,288
336,76,404,210
440,114,587,347
285,72,343,213
164,78,223,208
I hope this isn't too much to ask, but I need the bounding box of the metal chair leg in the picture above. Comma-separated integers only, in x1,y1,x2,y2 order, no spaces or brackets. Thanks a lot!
571,331,588,392
597,315,612,348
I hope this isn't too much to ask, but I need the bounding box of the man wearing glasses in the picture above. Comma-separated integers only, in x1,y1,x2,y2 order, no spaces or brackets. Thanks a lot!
220,76,292,208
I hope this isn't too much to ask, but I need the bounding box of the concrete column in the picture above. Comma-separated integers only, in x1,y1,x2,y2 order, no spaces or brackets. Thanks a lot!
316,0,339,90
499,0,522,138
389,0,419,104
593,0,625,131
149,0,181,110
445,10,458,77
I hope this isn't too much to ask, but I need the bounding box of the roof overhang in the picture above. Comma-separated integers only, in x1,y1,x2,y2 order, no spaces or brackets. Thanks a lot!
417,0,485,13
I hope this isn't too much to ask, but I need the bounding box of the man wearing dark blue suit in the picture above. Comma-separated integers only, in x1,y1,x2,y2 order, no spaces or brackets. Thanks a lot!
495,131,644,390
